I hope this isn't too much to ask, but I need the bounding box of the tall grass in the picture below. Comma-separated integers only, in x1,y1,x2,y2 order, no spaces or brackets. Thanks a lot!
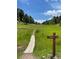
17,24,61,59
34,24,61,58
17,24,33,59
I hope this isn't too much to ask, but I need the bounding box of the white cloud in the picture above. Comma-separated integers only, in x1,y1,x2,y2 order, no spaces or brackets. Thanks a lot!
43,10,61,16
34,19,46,23
48,17,52,20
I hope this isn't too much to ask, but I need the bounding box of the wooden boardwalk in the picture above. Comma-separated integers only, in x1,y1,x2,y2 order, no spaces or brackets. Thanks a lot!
21,30,36,59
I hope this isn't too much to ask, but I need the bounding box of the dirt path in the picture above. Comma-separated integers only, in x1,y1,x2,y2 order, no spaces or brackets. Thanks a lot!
21,53,36,59
21,30,36,59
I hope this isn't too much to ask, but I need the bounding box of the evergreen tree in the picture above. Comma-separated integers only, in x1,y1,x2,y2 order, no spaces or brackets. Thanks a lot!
17,8,24,22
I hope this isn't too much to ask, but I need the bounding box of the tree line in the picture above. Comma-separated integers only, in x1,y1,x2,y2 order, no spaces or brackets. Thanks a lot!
17,8,34,24
42,16,61,25
43,16,61,24
17,8,61,25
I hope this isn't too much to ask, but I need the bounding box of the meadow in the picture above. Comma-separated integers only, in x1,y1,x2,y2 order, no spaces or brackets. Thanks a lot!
34,24,61,58
17,23,34,59
17,23,61,59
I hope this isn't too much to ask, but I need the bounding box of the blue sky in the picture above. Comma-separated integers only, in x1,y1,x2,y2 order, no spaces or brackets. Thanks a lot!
17,0,61,23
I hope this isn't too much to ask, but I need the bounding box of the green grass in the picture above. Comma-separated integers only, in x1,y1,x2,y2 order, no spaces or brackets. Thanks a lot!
17,24,34,59
17,23,61,59
17,23,37,29
34,24,61,58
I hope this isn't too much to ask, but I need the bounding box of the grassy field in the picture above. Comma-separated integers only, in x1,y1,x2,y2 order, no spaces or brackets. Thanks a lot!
17,23,61,59
17,24,35,59
34,24,61,58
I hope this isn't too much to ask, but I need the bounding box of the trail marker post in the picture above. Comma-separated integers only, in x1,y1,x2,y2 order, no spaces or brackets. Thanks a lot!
47,33,58,59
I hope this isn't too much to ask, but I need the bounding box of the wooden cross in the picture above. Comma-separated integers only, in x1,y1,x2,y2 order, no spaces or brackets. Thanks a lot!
47,33,58,58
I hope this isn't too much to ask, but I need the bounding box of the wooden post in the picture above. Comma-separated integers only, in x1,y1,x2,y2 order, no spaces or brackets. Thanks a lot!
52,33,56,57
47,33,58,59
